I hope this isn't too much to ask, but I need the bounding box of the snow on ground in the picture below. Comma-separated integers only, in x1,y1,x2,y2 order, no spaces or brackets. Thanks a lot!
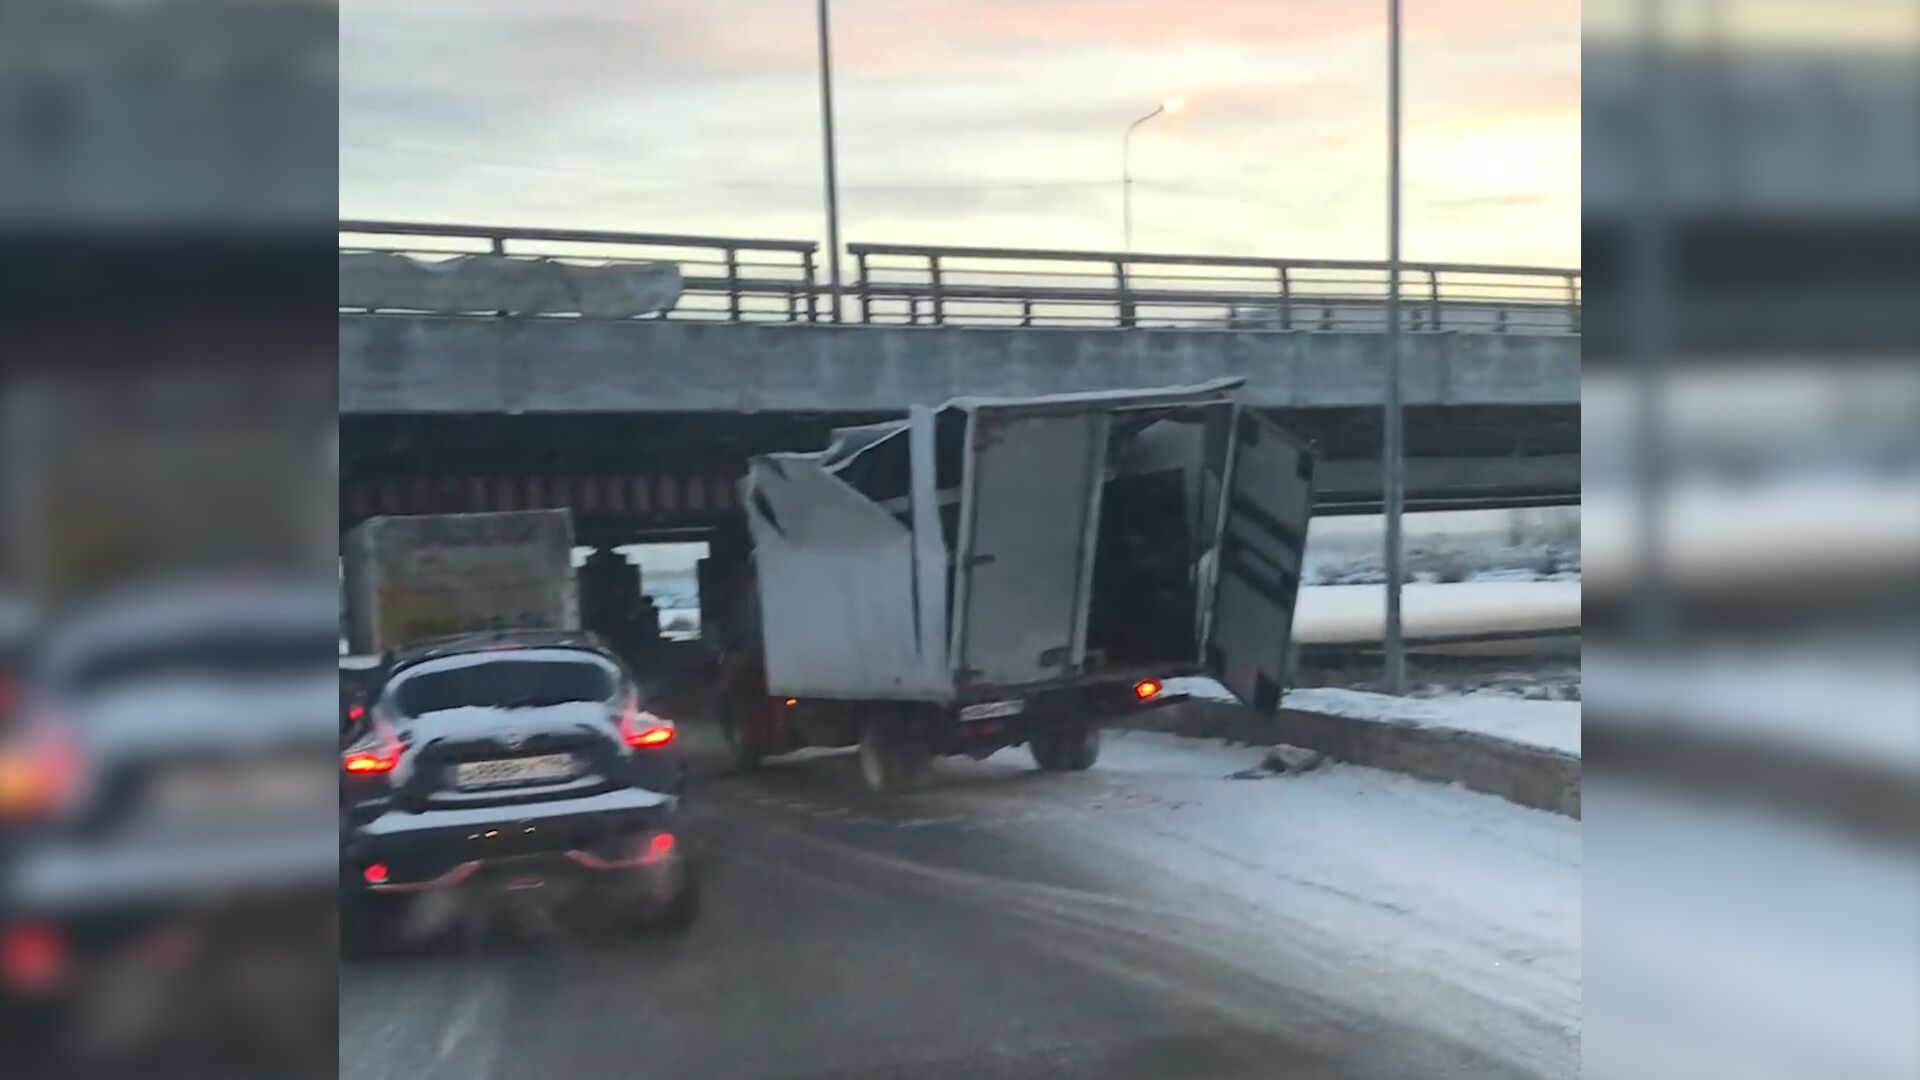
1159,674,1242,703
1284,686,1582,756
920,732,1583,1075
1584,779,1917,1080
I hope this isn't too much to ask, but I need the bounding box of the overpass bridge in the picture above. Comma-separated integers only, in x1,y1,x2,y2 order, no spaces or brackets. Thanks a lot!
339,222,1579,541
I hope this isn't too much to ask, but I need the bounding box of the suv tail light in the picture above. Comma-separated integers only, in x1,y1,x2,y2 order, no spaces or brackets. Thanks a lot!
342,716,404,775
0,921,66,994
617,700,675,749
0,711,84,823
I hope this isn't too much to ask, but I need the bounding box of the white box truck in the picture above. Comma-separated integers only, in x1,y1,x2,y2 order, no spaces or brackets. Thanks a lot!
711,378,1316,792
341,509,579,655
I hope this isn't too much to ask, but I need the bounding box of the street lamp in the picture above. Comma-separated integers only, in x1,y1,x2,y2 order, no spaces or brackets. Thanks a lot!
1122,97,1183,251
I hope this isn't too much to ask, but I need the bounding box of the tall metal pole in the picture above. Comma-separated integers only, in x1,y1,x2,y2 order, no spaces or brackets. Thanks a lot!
1382,0,1407,693
815,0,844,322
1122,105,1166,252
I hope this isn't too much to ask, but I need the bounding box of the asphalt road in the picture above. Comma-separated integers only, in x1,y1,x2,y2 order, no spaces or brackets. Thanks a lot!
339,724,1561,1080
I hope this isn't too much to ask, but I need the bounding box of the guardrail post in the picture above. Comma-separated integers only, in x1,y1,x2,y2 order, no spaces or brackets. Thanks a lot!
1117,259,1135,328
725,246,742,321
1021,299,1034,327
802,248,820,322
929,254,945,326
856,251,871,324
1277,263,1292,330
1427,268,1442,331
490,235,507,317
1565,273,1580,333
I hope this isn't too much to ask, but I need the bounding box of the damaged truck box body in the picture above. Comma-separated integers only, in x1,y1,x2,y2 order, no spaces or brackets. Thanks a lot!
733,378,1315,791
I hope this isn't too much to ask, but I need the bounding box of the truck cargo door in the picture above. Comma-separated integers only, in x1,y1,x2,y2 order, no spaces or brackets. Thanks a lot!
1203,410,1315,714
951,411,1107,688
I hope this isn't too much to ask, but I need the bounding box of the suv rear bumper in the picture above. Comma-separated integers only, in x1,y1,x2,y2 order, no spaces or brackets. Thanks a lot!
343,787,678,894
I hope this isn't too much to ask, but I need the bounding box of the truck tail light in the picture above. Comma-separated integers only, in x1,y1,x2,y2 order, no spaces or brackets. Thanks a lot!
1132,679,1163,701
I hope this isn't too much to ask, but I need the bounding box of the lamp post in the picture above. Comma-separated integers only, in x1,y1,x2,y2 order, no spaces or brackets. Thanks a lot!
815,0,844,322
1382,0,1407,693
1122,97,1182,252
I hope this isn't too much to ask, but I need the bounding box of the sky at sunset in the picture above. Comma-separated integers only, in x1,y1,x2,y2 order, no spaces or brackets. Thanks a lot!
341,0,1579,268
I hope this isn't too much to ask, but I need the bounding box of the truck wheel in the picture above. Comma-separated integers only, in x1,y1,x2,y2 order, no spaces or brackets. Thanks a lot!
722,704,765,774
858,717,929,794
1031,722,1100,772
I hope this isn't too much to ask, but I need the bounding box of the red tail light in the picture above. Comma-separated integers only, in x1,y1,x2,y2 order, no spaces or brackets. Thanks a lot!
362,863,390,885
618,700,676,749
0,713,83,822
1,922,67,994
342,717,403,775
649,832,675,855
1132,679,1163,701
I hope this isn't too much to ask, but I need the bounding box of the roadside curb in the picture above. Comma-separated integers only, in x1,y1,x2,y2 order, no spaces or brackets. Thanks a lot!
1120,700,1581,818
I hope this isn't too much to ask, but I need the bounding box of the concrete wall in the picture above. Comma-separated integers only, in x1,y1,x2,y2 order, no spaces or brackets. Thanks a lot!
341,316,1579,415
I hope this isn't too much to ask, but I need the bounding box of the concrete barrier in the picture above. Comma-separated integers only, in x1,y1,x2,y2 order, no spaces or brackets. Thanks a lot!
1121,699,1581,818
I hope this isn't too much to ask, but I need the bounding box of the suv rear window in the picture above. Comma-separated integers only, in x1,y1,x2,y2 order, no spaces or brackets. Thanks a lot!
393,653,617,716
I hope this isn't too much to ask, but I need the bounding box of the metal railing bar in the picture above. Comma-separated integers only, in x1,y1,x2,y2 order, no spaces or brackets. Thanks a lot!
848,240,1575,278
341,220,819,254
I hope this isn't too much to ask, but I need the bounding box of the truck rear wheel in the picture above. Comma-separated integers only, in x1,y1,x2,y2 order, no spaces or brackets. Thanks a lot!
722,704,765,773
1031,721,1100,772
858,716,930,794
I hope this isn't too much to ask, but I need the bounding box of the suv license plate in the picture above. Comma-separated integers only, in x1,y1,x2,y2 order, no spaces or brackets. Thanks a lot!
456,753,574,788
959,699,1025,722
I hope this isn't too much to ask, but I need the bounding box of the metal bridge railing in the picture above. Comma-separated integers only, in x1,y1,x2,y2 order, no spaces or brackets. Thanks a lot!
338,221,824,323
339,222,1580,334
849,242,1580,334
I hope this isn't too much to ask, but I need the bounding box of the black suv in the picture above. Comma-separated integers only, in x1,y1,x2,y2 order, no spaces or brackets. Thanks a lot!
340,631,693,950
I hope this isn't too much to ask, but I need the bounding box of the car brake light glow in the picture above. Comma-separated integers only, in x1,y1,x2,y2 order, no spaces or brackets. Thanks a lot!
0,717,82,821
362,863,389,885
347,705,365,722
649,832,675,855
341,719,403,775
1,922,66,994
618,701,676,749
1133,679,1163,701
630,725,675,747
783,698,798,707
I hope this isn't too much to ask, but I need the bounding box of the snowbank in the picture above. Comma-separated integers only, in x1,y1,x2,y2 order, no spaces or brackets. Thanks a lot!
1161,677,1582,758
1286,686,1582,757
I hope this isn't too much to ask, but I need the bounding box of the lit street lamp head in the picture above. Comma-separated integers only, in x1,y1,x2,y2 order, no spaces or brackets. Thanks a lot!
1122,95,1185,252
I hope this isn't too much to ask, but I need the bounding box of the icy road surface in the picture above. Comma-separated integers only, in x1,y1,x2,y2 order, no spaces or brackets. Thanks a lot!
341,727,1580,1080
